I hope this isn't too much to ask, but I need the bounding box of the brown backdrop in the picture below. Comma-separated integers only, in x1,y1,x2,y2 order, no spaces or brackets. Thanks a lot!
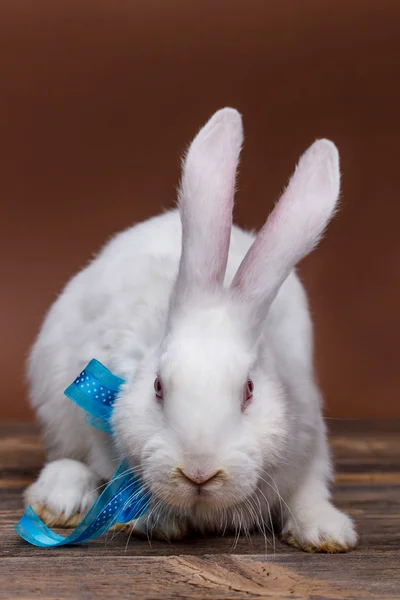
1,0,399,419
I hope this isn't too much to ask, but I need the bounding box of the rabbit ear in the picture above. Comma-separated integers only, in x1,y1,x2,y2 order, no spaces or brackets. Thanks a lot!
231,139,340,325
174,108,243,301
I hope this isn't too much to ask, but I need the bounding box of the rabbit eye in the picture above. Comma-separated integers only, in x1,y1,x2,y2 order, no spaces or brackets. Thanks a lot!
154,376,163,401
242,379,253,412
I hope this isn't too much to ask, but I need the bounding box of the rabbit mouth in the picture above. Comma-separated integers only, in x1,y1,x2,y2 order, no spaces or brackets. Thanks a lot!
150,475,240,514
165,465,229,506
158,484,227,510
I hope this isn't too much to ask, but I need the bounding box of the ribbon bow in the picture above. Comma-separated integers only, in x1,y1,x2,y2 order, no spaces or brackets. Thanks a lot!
15,359,151,547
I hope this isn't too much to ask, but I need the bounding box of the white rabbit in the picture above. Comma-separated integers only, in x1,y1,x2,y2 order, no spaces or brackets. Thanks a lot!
25,108,356,551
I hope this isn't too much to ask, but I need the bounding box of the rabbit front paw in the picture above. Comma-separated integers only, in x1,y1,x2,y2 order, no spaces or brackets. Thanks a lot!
24,459,99,528
282,502,357,553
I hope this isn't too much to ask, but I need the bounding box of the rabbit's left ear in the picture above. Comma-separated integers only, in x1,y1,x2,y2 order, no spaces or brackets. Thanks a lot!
231,139,340,326
173,108,243,303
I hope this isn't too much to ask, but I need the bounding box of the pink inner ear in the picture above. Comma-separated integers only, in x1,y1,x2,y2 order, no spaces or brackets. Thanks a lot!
231,212,279,297
231,139,340,322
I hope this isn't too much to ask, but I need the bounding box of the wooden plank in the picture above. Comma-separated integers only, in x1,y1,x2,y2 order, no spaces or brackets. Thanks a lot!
0,422,399,599
0,555,386,599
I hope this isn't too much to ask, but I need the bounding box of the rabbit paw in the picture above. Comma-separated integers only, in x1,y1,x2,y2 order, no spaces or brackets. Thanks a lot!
282,502,357,553
24,459,99,528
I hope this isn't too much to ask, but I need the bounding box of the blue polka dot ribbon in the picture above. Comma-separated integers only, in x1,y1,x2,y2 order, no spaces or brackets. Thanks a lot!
65,359,126,435
14,359,151,547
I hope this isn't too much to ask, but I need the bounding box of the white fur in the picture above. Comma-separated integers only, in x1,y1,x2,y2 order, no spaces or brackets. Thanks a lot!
25,459,99,518
26,108,356,550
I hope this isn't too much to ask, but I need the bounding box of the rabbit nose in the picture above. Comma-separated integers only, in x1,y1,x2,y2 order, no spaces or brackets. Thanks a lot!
177,467,224,486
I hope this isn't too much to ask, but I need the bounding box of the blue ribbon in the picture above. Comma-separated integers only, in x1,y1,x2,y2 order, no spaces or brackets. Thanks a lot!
15,359,151,547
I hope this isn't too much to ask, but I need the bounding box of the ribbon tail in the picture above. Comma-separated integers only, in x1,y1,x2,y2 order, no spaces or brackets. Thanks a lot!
14,460,151,547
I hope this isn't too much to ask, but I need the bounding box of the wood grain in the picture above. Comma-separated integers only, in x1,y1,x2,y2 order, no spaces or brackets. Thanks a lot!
0,421,399,599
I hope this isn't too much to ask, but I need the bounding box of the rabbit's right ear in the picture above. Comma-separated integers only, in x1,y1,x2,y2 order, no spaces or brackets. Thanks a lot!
173,108,243,305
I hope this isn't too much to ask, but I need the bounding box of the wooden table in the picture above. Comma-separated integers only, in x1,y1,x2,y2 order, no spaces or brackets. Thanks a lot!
1,421,399,599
